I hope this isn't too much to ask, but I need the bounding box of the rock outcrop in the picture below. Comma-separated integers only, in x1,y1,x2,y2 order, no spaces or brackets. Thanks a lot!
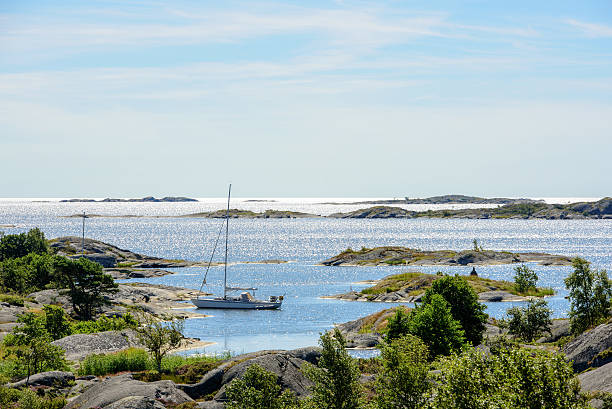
7,371,75,389
52,330,141,362
65,374,193,409
563,323,612,372
61,196,197,202
179,347,321,403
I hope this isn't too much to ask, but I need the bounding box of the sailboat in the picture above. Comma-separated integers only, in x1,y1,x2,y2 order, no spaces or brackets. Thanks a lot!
191,185,283,310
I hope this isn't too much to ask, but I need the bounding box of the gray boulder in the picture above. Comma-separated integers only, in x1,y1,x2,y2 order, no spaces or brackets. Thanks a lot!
536,318,570,343
7,371,75,389
65,374,193,409
563,323,612,372
179,348,321,401
73,254,117,268
345,333,382,348
105,396,166,409
214,352,314,400
52,330,141,361
579,361,612,393
477,291,526,302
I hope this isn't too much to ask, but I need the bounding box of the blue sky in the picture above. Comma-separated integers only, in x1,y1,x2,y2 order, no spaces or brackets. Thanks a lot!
1,0,611,197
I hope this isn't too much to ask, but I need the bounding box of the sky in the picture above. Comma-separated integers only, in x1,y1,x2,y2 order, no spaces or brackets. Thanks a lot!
1,0,611,198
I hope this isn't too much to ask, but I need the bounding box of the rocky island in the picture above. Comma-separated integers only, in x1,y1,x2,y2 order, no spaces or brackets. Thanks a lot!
321,246,573,267
60,196,198,202
324,194,543,205
328,197,612,219
324,271,553,303
180,209,319,218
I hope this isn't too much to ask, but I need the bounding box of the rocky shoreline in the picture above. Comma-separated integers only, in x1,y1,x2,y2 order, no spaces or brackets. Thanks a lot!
320,246,573,267
323,194,543,205
60,196,197,202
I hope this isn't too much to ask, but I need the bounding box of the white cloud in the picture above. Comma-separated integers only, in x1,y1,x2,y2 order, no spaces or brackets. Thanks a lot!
566,19,612,37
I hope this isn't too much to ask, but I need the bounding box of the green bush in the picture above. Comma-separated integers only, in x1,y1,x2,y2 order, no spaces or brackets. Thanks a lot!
565,257,612,334
375,334,430,409
0,253,55,295
0,293,27,306
385,308,411,341
0,386,66,409
0,228,48,261
504,299,552,342
303,328,362,409
514,264,538,294
429,348,588,409
226,364,299,409
78,347,149,376
70,313,138,334
421,274,487,346
406,294,466,358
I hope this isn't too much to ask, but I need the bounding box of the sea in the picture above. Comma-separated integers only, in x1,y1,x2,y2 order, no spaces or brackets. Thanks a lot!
1,197,610,356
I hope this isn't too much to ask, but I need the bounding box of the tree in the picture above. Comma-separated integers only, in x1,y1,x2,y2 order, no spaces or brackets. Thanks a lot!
53,256,118,320
385,307,410,341
375,335,430,409
564,257,612,333
0,253,55,294
514,264,538,294
303,328,362,409
504,299,552,342
226,364,300,409
3,312,67,384
42,304,71,340
421,274,487,346
0,228,48,261
135,313,184,372
429,348,588,409
406,294,465,358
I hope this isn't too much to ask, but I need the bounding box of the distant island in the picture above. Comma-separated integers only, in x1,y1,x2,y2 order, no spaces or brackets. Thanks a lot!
323,194,544,205
60,196,198,202
328,197,612,219
320,246,573,267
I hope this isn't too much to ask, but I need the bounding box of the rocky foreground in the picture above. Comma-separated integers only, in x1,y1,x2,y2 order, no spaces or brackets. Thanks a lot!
320,246,572,267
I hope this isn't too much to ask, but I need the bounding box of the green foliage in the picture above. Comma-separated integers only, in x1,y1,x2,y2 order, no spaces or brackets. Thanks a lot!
42,305,71,340
0,228,48,262
70,313,138,334
0,253,56,295
0,386,66,409
303,328,362,409
53,256,118,320
78,347,149,376
421,274,487,346
514,264,538,294
135,313,185,372
504,299,552,342
429,348,588,409
385,308,410,341
0,293,27,306
2,312,68,382
405,294,465,358
226,364,300,409
564,257,612,333
472,239,483,252
375,335,430,409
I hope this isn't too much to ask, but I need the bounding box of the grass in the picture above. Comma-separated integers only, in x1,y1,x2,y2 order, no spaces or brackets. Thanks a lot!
78,348,228,383
0,293,28,307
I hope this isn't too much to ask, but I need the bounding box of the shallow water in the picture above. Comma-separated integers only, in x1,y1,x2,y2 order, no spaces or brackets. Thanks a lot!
1,198,610,355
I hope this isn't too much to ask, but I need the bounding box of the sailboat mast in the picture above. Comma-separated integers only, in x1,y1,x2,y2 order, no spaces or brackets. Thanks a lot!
223,184,231,299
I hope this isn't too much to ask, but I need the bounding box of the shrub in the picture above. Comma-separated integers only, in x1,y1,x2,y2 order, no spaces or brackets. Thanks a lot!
421,274,487,346
375,334,430,409
429,348,588,409
135,313,184,372
0,253,55,295
514,264,538,294
504,299,552,342
565,257,612,333
78,347,149,376
43,305,71,340
406,294,465,358
225,364,299,409
0,228,48,261
385,308,411,341
303,328,362,409
70,313,138,334
0,293,26,306
0,386,66,409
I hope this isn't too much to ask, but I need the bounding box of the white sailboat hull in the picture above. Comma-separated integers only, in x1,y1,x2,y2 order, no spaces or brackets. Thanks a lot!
191,297,282,310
